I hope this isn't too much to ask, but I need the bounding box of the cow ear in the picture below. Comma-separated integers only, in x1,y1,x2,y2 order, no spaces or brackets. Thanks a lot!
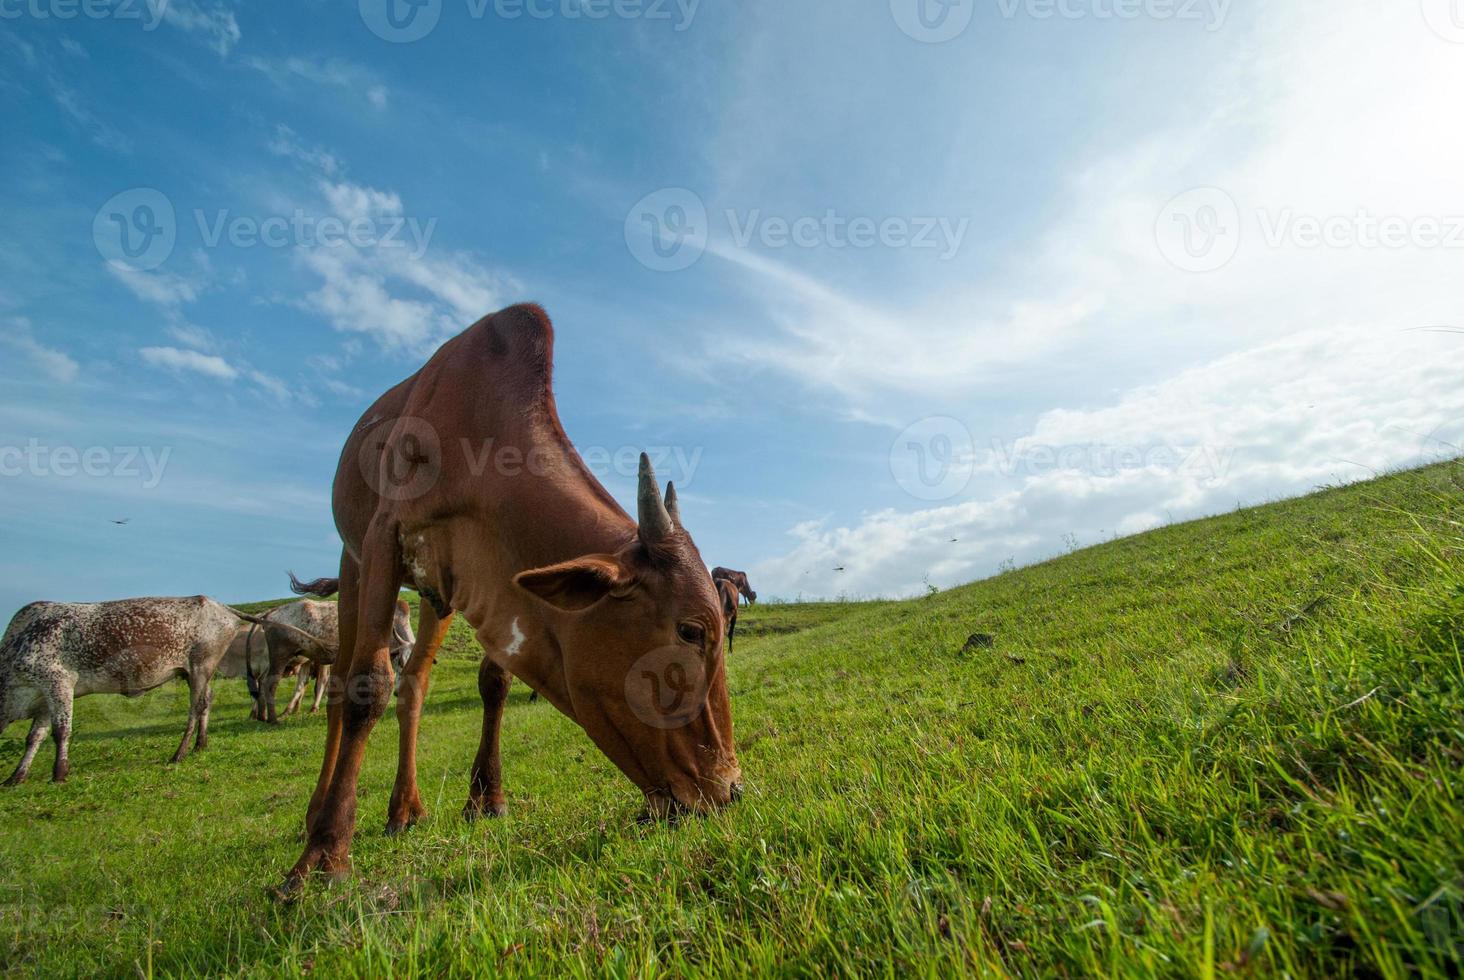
514,555,632,612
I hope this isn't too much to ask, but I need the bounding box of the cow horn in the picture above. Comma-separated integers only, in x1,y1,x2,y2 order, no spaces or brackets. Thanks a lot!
664,481,682,526
637,452,674,543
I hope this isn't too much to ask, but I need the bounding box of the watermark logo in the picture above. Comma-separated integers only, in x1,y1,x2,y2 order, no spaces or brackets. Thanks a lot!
626,190,970,270
1155,186,1241,272
1421,0,1464,42
0,0,168,30
360,0,443,42
625,188,709,272
890,0,976,42
0,440,172,488
993,0,1230,30
987,440,1234,483
93,188,176,271
357,417,443,502
889,416,976,501
624,645,710,729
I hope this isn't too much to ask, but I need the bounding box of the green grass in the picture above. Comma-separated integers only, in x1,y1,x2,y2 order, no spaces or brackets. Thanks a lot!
1,462,1461,977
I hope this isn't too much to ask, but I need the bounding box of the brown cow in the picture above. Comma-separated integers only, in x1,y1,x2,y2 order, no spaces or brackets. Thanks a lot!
0,596,334,783
716,578,740,655
711,567,756,605
219,597,416,722
281,303,740,893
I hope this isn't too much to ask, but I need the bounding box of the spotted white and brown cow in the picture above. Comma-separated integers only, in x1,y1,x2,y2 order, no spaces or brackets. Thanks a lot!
0,595,335,784
219,598,414,724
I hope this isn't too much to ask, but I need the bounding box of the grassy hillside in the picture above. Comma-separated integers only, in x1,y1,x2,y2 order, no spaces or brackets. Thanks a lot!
1,462,1460,977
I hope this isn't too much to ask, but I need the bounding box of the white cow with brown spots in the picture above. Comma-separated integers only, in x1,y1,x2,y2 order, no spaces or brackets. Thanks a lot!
0,595,335,784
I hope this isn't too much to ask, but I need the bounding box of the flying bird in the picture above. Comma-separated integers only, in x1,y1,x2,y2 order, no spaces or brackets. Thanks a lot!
112,518,131,525
833,566,846,572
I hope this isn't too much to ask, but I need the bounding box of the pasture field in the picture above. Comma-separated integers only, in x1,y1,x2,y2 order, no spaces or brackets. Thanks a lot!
0,462,1461,977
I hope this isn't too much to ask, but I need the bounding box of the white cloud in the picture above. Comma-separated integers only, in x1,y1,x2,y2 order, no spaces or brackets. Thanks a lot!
106,262,205,308
267,125,339,176
159,0,241,56
702,1,1464,413
755,325,1464,599
243,56,388,108
140,345,239,380
293,179,510,353
2,319,80,383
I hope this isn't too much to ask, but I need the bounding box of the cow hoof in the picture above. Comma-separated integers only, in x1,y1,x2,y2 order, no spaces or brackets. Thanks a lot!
271,876,306,904
383,817,419,837
462,801,507,823
3,774,26,788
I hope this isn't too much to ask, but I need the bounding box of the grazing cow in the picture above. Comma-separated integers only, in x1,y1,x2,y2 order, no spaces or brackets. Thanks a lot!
282,303,739,894
711,567,757,606
717,578,740,654
220,598,415,723
0,596,334,783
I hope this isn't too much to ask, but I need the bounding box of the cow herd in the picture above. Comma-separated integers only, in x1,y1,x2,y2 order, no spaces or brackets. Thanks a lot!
0,304,758,894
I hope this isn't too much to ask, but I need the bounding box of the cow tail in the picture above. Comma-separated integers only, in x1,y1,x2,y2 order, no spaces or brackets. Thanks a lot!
243,623,261,701
289,572,340,598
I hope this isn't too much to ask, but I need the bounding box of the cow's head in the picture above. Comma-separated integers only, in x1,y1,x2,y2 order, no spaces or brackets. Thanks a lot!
389,599,416,667
514,454,741,817
746,588,757,605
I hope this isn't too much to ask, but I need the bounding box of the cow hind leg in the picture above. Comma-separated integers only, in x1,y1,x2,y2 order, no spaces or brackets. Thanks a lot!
386,604,451,835
4,715,50,787
49,685,73,782
464,656,511,821
283,670,309,717
310,665,328,714
171,677,200,764
194,677,214,753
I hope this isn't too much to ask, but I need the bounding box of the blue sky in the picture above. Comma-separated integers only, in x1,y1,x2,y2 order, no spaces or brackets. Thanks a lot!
2,0,1463,621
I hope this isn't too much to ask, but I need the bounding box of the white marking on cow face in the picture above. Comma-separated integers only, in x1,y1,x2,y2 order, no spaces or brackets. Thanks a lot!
504,617,525,658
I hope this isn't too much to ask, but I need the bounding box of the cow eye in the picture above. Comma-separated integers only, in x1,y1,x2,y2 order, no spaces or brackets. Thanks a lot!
676,622,705,647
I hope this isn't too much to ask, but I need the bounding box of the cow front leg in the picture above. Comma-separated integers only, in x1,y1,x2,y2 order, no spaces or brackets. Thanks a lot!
304,556,358,838
49,685,73,782
464,657,512,821
4,715,50,786
284,528,402,890
386,603,451,835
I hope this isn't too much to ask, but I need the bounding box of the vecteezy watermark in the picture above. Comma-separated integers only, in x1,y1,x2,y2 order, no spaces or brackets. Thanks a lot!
1255,209,1464,251
889,416,977,502
1420,0,1464,43
93,188,438,270
0,0,168,30
987,440,1234,483
992,0,1230,29
624,188,709,273
625,188,970,272
624,645,711,729
359,0,700,43
889,0,976,43
1157,187,1464,272
1155,187,1242,273
0,440,172,488
889,0,1230,42
94,188,177,272
356,417,706,503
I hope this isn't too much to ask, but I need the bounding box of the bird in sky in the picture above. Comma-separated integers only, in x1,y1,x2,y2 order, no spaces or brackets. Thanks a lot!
112,518,131,525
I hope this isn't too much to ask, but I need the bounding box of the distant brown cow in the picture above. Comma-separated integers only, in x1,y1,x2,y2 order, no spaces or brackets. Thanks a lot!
716,578,740,654
220,597,415,723
282,303,739,894
711,567,756,605
0,596,334,783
